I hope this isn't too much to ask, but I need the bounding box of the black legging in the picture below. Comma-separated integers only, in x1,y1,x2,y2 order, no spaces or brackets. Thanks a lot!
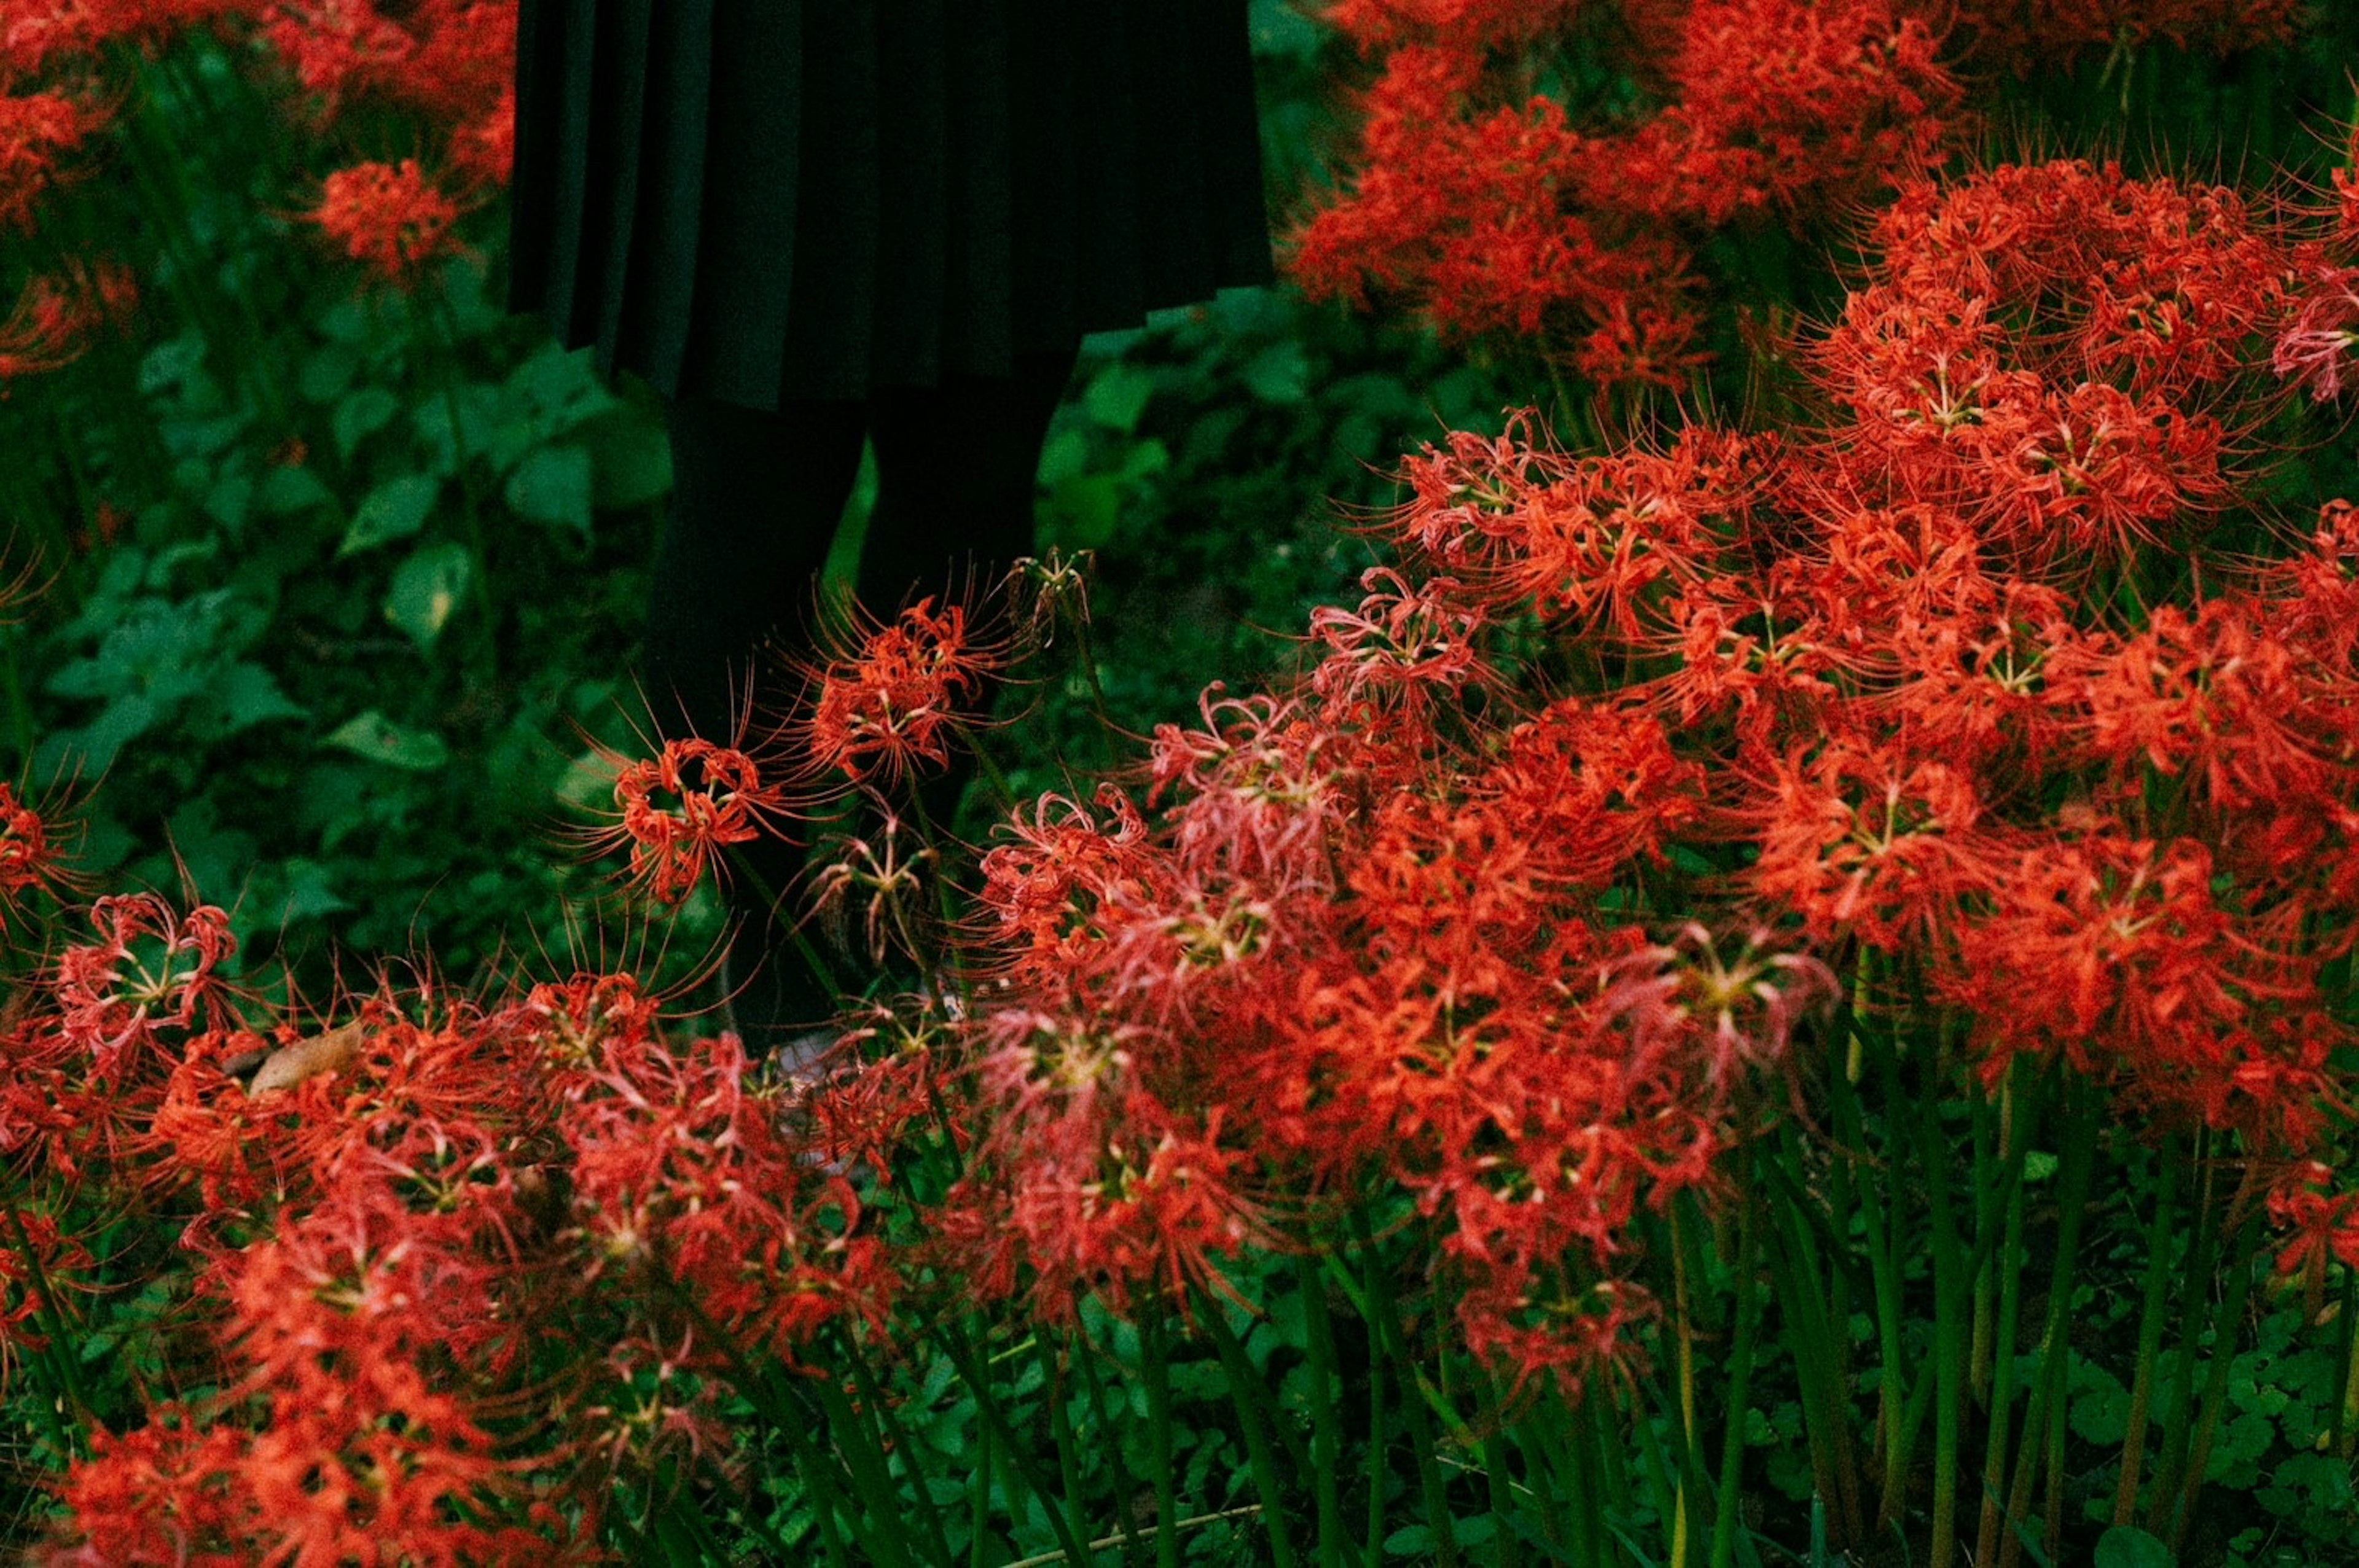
640,346,1079,1021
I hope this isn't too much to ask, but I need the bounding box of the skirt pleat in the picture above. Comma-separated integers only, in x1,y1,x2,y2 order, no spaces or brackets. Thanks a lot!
507,0,1272,410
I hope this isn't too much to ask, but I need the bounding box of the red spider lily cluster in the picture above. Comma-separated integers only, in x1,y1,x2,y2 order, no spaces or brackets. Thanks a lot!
886,154,2359,1386
0,0,514,380
1292,0,2313,397
10,949,890,1560
1292,0,1961,390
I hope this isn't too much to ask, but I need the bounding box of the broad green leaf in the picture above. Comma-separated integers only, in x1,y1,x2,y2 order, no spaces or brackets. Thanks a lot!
298,341,361,404
324,710,449,771
1082,361,1157,433
214,663,307,731
504,445,594,536
339,474,440,557
382,542,474,649
256,464,333,517
332,386,402,459
577,409,673,507
2092,1525,2172,1568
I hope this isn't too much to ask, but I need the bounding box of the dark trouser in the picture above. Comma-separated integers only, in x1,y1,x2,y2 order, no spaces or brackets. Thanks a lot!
641,346,1079,1029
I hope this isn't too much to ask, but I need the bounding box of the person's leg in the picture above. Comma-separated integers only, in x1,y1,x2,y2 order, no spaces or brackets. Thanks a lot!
856,347,1079,842
857,346,1079,611
643,391,866,1029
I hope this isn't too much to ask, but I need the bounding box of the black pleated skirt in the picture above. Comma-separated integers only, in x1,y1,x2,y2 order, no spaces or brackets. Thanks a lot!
504,0,1275,410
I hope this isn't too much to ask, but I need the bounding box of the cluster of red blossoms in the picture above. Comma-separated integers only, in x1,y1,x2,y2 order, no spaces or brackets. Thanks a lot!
7,937,886,1558
0,0,514,382
870,155,2359,1387
1292,0,2303,394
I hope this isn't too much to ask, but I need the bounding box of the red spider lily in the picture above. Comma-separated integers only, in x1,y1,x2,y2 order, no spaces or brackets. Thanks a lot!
1955,0,2301,69
2048,597,2335,817
2267,1160,2359,1281
2274,266,2359,400
1608,0,1959,227
257,0,418,111
0,85,108,232
259,0,516,131
800,595,1001,789
302,156,469,284
976,785,1158,981
803,810,939,969
50,893,235,1068
0,265,127,380
556,1023,894,1361
1308,566,1490,712
2,1,252,74
597,736,791,907
942,1006,1269,1322
0,1207,96,1383
0,779,72,921
1738,735,2007,952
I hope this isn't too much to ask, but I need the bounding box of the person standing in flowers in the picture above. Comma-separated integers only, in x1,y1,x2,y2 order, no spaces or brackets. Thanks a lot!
503,3,1273,1040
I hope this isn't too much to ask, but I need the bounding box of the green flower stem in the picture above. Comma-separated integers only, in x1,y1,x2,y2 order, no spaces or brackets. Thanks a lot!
1199,1293,1301,1568
1761,1140,1861,1547
2145,1129,2220,1537
1509,1403,1571,1564
1035,1333,1095,1561
1630,1372,1688,1568
1993,1086,2100,1568
2166,1214,2266,1558
2337,1272,2359,1461
1299,1258,1357,1568
1364,1252,1393,1566
934,1317,1093,1568
1075,1331,1149,1566
1707,1183,1764,1568
970,1389,996,1568
1459,1358,1522,1568
2,1195,92,1454
1919,1058,1971,1568
839,1330,959,1568
1140,1311,1183,1568
1352,1214,1461,1568
2110,1141,2183,1526
1971,1074,2036,1568
804,1370,923,1567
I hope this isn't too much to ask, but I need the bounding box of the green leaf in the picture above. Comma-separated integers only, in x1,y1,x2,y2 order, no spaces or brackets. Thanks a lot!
411,381,507,473
1083,361,1157,433
339,474,440,557
299,341,361,404
323,710,449,772
504,445,594,536
333,386,402,459
214,663,307,731
1242,340,1312,405
2093,1525,2172,1568
1383,1525,1434,1558
265,859,354,924
256,464,334,517
577,409,673,508
382,542,474,650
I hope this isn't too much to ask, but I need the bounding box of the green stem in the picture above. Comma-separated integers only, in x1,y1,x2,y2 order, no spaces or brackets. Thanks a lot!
1994,1085,2101,1568
1300,1259,1356,1568
1708,1185,1764,1568
2111,1144,2183,1526
935,1319,1094,1568
1355,1215,1460,1568
1036,1333,1095,1562
2167,1215,2266,1558
1141,1312,1183,1568
1200,1294,1301,1568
